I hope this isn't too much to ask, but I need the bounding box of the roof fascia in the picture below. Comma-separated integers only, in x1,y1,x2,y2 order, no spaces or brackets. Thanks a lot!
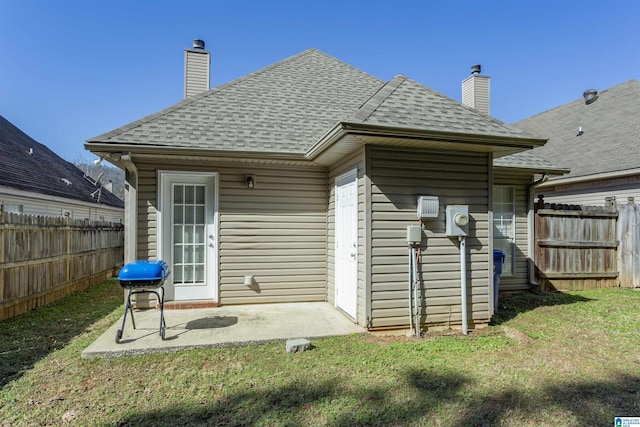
306,121,548,160
538,167,640,188
85,143,309,162
493,165,570,176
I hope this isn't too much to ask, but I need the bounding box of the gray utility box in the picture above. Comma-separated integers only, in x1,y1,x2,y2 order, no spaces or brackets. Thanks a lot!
445,205,469,237
406,224,422,245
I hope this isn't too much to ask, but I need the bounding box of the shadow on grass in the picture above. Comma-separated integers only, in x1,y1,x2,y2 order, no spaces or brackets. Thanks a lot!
453,372,640,426
0,279,123,388
115,368,469,427
113,368,639,426
490,290,593,326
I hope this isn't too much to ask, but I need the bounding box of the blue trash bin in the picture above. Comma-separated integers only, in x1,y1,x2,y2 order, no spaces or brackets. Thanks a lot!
493,250,505,309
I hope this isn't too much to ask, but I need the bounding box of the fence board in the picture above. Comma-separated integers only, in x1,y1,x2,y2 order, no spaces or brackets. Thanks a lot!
0,210,124,321
535,197,619,291
618,203,640,287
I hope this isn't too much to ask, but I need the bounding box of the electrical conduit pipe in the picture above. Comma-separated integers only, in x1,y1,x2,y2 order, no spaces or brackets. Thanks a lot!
460,236,468,335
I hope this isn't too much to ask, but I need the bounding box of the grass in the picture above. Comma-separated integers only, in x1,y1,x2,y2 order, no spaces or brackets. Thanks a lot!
1,281,639,426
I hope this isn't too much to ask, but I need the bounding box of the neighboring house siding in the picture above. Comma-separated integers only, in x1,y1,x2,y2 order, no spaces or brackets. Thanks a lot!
0,189,123,222
493,170,531,292
536,175,640,206
135,159,328,304
368,147,491,329
327,148,366,324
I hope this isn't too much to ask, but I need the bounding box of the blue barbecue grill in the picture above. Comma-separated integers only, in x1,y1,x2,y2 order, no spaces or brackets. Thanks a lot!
116,260,170,343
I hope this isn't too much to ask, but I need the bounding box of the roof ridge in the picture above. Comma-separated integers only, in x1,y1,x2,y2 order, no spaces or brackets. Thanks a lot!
87,49,325,143
351,75,407,122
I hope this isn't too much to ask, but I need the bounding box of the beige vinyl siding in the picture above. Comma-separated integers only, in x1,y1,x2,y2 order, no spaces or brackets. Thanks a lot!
368,147,491,329
135,159,328,304
327,148,366,324
184,50,210,98
493,170,532,292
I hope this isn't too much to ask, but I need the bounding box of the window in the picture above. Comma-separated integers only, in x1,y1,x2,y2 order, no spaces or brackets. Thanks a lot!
2,202,23,214
493,186,515,276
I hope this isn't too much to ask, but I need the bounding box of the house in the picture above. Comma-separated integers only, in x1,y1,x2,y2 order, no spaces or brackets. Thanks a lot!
513,79,640,206
86,42,564,332
0,115,124,222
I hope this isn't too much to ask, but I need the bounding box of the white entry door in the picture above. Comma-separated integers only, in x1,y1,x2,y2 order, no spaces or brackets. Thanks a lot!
159,172,218,301
335,169,358,319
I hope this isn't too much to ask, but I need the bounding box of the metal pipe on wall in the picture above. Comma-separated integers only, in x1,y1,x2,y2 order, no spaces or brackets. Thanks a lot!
460,236,468,335
408,246,414,336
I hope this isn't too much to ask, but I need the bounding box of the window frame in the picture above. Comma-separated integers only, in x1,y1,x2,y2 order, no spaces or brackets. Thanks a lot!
492,185,516,277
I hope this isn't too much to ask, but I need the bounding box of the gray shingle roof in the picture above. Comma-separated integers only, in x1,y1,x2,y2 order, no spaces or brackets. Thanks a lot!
0,115,124,209
350,75,534,139
88,49,548,156
88,49,385,153
493,150,568,173
512,80,640,180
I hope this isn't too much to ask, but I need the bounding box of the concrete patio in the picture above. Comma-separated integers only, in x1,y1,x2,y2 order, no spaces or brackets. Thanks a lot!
82,302,365,358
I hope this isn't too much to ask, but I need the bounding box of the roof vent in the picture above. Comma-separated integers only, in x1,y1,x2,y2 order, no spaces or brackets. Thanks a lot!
583,89,598,105
470,64,481,75
193,39,205,49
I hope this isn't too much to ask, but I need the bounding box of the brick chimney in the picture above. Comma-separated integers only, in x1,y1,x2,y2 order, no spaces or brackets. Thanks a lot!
462,64,490,115
184,39,210,98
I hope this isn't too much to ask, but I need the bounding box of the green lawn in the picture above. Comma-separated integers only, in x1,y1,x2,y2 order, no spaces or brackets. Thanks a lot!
1,281,638,426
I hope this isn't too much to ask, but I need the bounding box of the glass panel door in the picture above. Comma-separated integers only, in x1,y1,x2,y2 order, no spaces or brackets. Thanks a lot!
172,184,207,286
159,171,217,302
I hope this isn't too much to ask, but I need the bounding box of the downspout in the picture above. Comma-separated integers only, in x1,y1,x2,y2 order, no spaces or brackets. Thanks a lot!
121,153,138,264
527,174,548,287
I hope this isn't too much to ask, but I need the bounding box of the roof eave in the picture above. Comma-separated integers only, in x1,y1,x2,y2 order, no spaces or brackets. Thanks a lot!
85,142,309,163
537,166,640,188
493,165,570,176
306,121,549,161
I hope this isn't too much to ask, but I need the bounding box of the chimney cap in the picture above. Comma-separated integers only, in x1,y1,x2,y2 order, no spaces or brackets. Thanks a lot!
583,89,598,105
193,39,205,49
471,64,481,75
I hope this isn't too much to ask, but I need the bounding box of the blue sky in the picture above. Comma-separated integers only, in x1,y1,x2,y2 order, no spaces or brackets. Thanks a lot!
1,0,638,162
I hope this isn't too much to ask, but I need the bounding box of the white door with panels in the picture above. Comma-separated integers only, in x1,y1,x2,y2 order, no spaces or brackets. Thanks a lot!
159,172,218,301
335,169,358,319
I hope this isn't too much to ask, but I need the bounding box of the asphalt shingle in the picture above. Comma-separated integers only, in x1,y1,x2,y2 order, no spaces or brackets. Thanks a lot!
88,49,385,153
88,49,547,155
512,80,640,179
350,75,535,139
0,115,123,208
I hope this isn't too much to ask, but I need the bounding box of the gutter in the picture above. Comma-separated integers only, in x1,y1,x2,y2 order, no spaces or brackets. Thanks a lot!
306,121,548,161
85,143,309,162
527,174,549,288
536,166,640,188
121,153,138,264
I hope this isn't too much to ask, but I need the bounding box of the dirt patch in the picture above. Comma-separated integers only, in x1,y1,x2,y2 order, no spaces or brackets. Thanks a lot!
502,326,534,344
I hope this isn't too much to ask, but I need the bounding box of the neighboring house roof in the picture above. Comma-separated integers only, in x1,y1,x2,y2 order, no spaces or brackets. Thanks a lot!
87,49,544,157
512,79,640,181
0,115,124,209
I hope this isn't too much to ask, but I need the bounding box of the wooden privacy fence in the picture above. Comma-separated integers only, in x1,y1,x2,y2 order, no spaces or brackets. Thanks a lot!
618,202,640,287
535,196,640,291
0,210,124,321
